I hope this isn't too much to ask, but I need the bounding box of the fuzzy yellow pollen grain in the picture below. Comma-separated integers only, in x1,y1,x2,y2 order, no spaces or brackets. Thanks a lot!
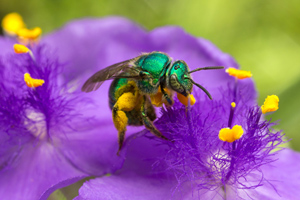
150,86,173,107
231,102,236,108
115,92,138,111
261,95,279,114
113,111,128,132
14,44,30,54
1,12,26,35
24,73,45,88
219,125,244,143
17,27,42,40
177,93,196,106
226,67,252,79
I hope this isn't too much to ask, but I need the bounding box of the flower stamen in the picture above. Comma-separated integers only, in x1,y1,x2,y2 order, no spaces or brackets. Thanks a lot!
1,12,26,36
24,73,45,88
226,67,252,79
231,102,236,108
219,125,244,143
17,27,42,40
261,95,279,114
13,44,30,54
14,44,36,62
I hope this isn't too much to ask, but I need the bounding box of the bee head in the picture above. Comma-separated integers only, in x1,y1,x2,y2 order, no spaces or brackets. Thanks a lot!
167,60,192,97
167,61,224,100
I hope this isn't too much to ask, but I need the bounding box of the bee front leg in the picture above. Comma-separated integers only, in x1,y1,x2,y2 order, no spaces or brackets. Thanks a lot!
160,86,173,106
141,95,169,140
113,91,139,155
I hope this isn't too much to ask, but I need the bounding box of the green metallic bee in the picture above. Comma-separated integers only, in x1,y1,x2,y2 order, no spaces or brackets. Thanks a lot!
82,51,223,155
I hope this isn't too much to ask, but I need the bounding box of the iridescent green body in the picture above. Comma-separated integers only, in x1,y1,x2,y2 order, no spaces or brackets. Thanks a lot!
82,51,223,155
108,52,172,126
135,52,171,94
109,77,156,125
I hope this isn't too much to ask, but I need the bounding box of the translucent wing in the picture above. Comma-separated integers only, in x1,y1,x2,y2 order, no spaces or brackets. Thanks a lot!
81,57,140,92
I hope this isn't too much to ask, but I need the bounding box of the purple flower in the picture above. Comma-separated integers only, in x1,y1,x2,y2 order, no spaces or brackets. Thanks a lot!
0,18,146,199
57,18,300,200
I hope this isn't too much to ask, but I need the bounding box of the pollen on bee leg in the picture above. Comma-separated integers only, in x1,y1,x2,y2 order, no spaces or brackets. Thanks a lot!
177,93,196,106
261,95,279,114
1,12,26,36
225,67,252,79
219,125,244,143
116,92,138,111
24,73,45,88
113,110,128,133
150,92,164,107
150,86,173,107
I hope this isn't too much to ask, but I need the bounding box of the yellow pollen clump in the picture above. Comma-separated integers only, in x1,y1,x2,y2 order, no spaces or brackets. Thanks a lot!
17,27,42,40
1,12,26,35
13,44,30,54
261,95,279,114
219,125,244,143
24,73,45,88
177,93,196,106
226,67,252,79
231,102,236,108
150,86,173,107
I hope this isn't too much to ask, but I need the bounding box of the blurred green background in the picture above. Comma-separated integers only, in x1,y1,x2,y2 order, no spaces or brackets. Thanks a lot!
1,0,299,198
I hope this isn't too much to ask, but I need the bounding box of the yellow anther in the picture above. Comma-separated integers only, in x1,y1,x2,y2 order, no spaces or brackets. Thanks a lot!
261,95,279,114
17,27,42,40
150,86,173,107
177,93,196,106
231,102,236,108
24,73,45,88
1,12,26,35
14,44,30,54
219,125,244,143
226,67,252,79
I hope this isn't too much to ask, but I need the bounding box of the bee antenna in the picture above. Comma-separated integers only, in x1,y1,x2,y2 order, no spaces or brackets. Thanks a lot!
185,77,212,100
188,66,224,74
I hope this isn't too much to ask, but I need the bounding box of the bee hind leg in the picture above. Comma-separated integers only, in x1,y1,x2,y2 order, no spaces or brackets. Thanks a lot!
112,109,127,156
113,91,139,155
141,95,169,140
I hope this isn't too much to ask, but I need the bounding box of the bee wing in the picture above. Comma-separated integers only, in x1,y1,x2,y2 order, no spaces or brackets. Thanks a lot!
81,58,139,92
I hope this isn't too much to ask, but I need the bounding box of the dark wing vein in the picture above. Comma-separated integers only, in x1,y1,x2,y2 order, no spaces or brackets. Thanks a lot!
81,58,138,92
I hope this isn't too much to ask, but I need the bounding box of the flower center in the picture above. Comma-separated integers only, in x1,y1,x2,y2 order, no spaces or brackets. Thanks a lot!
25,110,48,140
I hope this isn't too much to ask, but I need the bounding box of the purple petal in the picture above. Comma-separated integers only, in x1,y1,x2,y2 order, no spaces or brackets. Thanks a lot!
0,37,14,57
56,121,144,175
0,142,86,200
238,149,300,199
42,17,148,81
76,170,226,200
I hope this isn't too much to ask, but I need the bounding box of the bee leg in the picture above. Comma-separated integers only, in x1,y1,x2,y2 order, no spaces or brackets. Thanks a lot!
141,95,169,140
113,109,127,156
160,86,173,106
113,91,139,155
